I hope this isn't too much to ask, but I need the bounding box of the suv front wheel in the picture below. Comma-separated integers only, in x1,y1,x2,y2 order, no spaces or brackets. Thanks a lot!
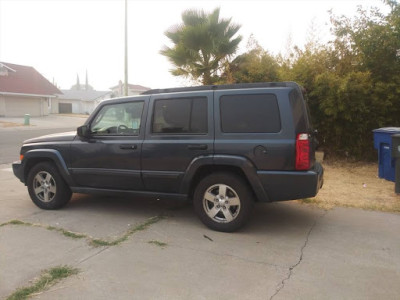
193,172,254,232
27,162,72,209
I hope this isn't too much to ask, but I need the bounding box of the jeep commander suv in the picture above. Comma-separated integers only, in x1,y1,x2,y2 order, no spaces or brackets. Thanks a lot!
13,82,323,232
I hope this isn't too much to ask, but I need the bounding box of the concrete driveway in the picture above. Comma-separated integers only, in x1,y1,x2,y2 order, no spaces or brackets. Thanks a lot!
1,164,399,300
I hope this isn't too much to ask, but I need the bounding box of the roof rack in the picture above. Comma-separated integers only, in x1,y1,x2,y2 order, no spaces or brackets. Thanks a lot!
141,82,299,95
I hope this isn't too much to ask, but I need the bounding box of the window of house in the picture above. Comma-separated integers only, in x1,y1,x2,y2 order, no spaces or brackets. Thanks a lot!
91,101,144,135
220,94,281,133
152,97,207,134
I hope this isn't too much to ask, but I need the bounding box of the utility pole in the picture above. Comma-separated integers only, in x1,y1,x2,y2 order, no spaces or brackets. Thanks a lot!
124,0,128,96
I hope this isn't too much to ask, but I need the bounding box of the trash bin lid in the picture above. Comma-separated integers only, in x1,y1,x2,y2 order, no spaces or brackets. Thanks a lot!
373,127,400,134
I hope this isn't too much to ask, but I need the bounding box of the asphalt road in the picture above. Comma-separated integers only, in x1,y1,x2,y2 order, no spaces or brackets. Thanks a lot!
0,127,77,164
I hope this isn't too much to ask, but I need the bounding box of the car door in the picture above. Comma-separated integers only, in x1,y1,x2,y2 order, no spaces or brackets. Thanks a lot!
141,91,214,193
69,98,148,190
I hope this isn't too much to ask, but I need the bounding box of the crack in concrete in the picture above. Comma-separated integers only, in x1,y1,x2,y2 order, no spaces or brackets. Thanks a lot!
4,265,80,300
269,210,328,300
171,243,285,270
77,246,110,265
1,216,164,299
0,215,164,248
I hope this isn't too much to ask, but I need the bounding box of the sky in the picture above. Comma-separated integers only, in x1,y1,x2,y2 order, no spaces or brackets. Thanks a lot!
0,0,389,91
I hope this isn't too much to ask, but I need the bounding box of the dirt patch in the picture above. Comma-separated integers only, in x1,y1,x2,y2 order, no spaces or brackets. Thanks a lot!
0,121,30,128
57,114,89,118
299,161,400,213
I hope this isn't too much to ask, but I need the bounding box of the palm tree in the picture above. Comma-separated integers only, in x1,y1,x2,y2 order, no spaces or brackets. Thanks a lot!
160,8,242,85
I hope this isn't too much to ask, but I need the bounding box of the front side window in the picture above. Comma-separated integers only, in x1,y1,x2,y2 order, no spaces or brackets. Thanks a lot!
91,101,144,135
152,97,207,134
220,94,281,133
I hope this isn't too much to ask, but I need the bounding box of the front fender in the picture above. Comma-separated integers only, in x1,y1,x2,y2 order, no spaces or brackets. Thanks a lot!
20,149,74,186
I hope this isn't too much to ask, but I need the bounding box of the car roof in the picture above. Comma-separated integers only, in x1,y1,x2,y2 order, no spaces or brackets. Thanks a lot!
141,82,301,95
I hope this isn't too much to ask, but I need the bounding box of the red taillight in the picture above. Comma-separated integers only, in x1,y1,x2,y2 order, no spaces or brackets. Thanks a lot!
296,133,310,170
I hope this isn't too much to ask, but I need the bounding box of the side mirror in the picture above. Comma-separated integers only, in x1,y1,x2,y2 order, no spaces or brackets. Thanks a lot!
77,125,91,138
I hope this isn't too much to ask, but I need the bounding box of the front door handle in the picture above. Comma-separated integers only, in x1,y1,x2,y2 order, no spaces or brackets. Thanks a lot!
187,144,208,150
119,144,137,150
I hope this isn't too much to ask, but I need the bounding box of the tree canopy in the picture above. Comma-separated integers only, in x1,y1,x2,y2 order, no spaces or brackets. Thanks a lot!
220,37,280,84
160,8,242,85
161,2,400,160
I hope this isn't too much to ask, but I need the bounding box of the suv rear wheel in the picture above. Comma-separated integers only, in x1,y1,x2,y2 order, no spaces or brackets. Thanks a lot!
27,162,72,209
193,172,254,232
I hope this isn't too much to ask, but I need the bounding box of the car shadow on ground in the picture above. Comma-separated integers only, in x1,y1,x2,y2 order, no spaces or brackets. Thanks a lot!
67,193,191,216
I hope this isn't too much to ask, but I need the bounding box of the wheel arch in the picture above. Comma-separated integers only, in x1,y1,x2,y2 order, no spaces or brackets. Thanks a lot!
181,155,270,202
22,149,73,186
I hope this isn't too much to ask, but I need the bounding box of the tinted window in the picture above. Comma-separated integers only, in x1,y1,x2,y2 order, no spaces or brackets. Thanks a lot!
91,101,144,135
152,97,207,134
220,94,281,133
289,90,307,132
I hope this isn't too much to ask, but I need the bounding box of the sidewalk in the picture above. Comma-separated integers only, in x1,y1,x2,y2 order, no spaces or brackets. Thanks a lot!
0,114,88,131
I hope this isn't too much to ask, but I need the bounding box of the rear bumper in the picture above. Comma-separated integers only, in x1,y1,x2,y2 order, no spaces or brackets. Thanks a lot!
257,162,324,202
12,161,25,183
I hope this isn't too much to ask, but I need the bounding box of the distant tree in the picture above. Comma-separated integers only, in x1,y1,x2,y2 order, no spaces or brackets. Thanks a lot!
318,2,400,159
160,8,242,85
220,36,280,84
330,4,400,81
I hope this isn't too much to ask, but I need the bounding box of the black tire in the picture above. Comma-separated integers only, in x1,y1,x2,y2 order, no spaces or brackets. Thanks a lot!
27,162,72,210
193,172,254,232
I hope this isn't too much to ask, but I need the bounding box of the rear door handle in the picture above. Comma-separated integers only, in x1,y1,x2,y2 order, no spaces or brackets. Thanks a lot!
119,144,137,150
187,144,208,150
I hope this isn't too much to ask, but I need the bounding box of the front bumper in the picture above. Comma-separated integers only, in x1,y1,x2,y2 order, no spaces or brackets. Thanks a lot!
12,161,25,184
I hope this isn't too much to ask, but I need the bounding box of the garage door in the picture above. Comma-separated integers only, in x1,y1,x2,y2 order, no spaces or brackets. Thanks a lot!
5,97,41,117
59,103,72,114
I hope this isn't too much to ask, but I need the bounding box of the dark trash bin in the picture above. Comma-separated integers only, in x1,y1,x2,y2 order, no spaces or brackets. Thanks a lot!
373,127,400,182
392,134,400,194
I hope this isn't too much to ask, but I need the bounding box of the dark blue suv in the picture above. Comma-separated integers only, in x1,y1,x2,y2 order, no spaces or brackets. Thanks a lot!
13,82,323,232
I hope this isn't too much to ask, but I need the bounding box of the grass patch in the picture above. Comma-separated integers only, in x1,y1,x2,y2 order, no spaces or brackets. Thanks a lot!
0,216,164,247
297,161,400,213
300,198,315,204
6,265,79,300
89,216,164,247
0,220,88,240
0,220,31,227
46,226,87,239
148,240,168,248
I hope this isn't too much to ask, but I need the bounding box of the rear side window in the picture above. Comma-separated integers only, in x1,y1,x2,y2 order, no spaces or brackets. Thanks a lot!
220,94,281,133
289,89,308,132
152,97,207,134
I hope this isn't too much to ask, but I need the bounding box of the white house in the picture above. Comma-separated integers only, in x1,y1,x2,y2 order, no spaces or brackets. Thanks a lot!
53,75,112,114
55,89,111,114
110,81,150,97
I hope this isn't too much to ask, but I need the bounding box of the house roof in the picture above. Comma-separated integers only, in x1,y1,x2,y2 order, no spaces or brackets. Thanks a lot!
109,83,150,91
59,89,111,101
0,62,62,96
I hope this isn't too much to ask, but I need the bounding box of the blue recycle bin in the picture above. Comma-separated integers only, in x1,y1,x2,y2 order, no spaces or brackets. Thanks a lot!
373,127,400,182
